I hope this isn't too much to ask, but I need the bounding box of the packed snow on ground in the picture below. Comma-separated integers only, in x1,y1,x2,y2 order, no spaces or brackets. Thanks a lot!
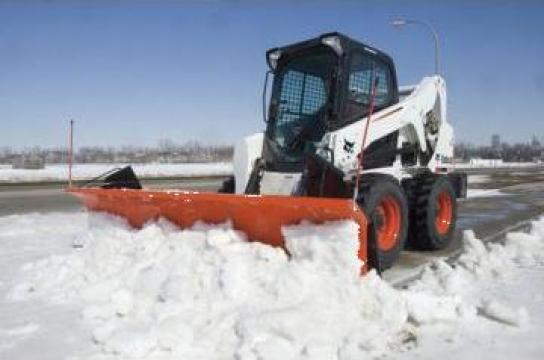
455,161,541,169
0,162,232,182
467,174,490,184
466,188,505,198
1,213,544,359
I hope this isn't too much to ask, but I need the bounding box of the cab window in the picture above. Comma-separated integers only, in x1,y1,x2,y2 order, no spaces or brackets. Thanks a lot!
347,53,393,109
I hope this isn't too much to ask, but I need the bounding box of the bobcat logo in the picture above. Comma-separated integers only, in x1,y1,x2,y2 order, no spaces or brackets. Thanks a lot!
343,139,355,153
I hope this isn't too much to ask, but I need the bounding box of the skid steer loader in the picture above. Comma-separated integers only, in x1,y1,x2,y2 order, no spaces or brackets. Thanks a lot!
69,32,466,272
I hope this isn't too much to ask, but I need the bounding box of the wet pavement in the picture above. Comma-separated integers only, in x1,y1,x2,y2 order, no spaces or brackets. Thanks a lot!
385,179,544,283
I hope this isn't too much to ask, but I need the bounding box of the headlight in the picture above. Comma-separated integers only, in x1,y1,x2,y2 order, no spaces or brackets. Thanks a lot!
321,35,343,56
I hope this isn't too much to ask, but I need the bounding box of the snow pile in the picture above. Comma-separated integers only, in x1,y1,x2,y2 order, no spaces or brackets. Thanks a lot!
5,214,544,359
403,225,544,329
0,162,232,182
7,216,407,359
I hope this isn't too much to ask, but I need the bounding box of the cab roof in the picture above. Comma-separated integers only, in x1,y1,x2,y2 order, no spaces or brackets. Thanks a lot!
266,32,395,70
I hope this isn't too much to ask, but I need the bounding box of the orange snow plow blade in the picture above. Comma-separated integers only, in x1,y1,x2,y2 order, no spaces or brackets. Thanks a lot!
67,188,368,265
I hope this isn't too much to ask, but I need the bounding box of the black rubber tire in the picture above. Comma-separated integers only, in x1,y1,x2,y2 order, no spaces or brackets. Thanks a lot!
406,175,457,251
218,176,235,193
357,179,409,271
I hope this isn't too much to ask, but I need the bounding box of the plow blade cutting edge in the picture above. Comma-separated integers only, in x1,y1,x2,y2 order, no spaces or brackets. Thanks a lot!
67,188,368,268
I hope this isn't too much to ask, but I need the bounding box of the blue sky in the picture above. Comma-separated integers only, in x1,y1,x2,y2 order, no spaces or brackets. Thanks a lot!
1,1,543,149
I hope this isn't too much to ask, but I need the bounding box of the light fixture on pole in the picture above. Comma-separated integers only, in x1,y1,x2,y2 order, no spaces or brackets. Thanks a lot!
392,17,440,75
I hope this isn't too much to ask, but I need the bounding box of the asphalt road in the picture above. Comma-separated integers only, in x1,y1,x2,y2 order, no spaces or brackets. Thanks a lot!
2,167,542,217
0,177,228,217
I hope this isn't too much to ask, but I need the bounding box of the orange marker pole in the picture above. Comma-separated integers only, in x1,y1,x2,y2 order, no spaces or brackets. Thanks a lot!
353,70,379,203
68,119,74,188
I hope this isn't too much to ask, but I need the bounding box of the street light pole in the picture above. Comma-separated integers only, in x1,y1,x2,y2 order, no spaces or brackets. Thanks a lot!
392,18,440,75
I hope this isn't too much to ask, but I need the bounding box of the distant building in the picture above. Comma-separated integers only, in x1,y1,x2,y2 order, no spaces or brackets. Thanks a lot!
491,134,501,149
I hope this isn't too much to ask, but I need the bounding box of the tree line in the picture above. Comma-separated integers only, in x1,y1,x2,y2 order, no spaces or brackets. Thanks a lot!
455,137,543,162
0,140,234,165
2,137,543,166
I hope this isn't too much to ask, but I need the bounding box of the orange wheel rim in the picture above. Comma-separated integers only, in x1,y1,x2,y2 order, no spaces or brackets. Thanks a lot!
435,191,453,235
375,196,401,251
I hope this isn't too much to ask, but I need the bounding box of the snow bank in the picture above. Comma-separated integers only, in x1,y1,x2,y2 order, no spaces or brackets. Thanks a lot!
6,217,408,359
5,214,544,359
0,162,232,182
403,225,543,328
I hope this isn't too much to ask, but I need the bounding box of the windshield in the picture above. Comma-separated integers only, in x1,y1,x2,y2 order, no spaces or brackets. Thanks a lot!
268,49,336,160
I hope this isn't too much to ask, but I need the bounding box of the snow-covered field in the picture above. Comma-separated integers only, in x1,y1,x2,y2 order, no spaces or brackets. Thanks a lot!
0,161,541,183
1,212,543,359
0,163,232,182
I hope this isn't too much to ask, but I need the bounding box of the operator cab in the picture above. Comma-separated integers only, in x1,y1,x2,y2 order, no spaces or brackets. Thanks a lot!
262,32,399,173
